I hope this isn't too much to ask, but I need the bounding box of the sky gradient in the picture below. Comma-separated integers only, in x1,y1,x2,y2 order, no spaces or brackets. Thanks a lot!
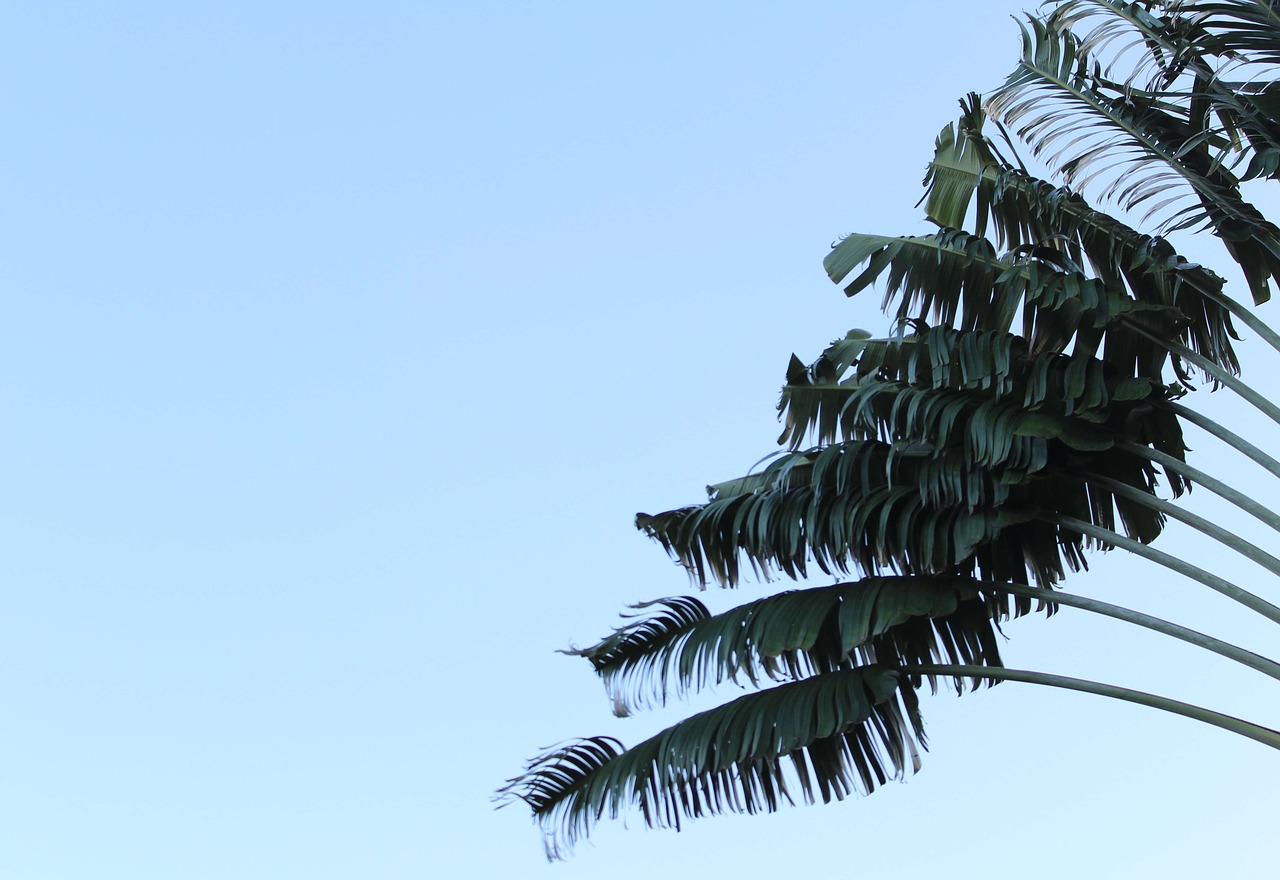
4,3,1278,878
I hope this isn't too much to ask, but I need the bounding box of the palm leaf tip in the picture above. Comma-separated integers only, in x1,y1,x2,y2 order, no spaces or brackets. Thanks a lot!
565,578,1022,722
495,736,625,862
560,596,712,714
500,667,926,860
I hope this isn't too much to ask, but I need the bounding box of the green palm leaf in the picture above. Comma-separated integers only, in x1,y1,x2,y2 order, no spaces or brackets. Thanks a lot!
497,666,924,860
1049,1,1280,180
824,227,1189,371
637,425,1169,590
921,95,1241,374
824,229,1012,331
989,13,1280,303
566,576,1037,713
775,327,1191,496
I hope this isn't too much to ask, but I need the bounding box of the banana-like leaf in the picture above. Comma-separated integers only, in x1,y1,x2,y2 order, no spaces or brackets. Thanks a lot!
566,576,1041,713
989,14,1280,304
1159,1,1280,64
921,116,988,231
636,427,1168,589
922,95,1240,375
777,326,1191,492
1049,1,1280,183
824,227,1188,369
497,666,923,860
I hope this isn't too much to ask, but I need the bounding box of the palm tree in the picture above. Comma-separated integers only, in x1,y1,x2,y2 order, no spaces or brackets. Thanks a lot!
499,1,1280,860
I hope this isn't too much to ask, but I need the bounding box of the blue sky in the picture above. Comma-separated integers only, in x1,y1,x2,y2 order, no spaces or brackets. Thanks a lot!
4,2,1278,878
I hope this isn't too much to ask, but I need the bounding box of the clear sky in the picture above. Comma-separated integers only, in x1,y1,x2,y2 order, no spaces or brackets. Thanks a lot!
4,2,1278,878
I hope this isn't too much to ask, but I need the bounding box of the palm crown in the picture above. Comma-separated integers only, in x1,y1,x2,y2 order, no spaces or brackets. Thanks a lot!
499,1,1280,860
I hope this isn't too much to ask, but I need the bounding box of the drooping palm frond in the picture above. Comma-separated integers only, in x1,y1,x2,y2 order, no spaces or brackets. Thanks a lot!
1167,0,1280,62
496,666,924,860
989,13,1280,303
561,596,713,714
1047,1,1280,180
1057,1,1280,81
823,229,1009,329
566,576,1040,713
922,94,1241,374
776,326,1191,495
780,327,1169,439
638,465,1037,588
823,226,1189,372
637,419,1171,590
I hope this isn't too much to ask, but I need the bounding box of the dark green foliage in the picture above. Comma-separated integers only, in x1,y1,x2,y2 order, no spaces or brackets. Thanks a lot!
923,95,1242,375
503,1,1280,858
565,576,1045,713
498,667,924,860
990,10,1280,305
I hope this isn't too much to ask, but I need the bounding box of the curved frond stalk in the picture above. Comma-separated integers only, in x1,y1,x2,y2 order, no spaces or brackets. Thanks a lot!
906,663,1280,749
1147,329,1280,426
497,667,924,861
1047,512,1280,622
995,581,1280,680
1164,398,1280,477
1081,472,1280,578
568,577,1029,713
1201,284,1280,358
1119,438,1280,532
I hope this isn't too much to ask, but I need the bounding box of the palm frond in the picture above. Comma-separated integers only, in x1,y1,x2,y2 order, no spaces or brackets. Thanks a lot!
567,576,1040,713
776,326,1189,489
921,96,1240,373
637,470,1027,588
496,666,924,860
921,115,989,231
824,227,1190,370
824,229,1012,331
636,422,1171,590
989,13,1280,303
1142,1,1280,67
562,597,713,714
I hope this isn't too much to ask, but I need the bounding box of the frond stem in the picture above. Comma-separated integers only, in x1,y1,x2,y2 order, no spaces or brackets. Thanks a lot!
993,582,1280,681
1116,439,1280,535
1204,287,1280,357
1077,474,1280,579
1164,400,1280,479
1127,320,1280,426
1165,338,1280,427
1043,513,1280,624
903,664,1280,750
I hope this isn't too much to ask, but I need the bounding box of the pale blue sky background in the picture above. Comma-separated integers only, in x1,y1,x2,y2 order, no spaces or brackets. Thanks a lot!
3,2,1278,878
